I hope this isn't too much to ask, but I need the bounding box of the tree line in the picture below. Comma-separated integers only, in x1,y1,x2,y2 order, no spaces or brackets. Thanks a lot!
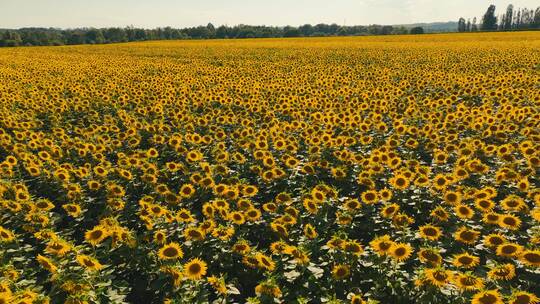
0,24,426,47
459,4,540,32
5,3,540,48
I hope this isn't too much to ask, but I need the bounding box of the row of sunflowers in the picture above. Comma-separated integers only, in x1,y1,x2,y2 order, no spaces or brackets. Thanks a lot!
0,32,539,303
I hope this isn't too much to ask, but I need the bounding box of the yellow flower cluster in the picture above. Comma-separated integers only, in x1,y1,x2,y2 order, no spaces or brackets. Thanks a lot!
0,32,539,303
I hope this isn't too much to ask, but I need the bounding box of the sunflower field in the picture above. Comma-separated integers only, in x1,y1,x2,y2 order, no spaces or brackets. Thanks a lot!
0,32,540,304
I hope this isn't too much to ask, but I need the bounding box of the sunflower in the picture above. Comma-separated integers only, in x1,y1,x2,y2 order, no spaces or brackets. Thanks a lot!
344,198,361,211
350,294,367,304
418,224,442,241
508,291,540,304
343,240,364,256
229,211,245,225
453,272,484,291
389,243,413,262
496,243,523,258
418,248,442,266
232,240,251,254
207,275,227,295
381,203,400,218
183,227,205,241
454,204,474,219
487,263,516,281
263,202,278,213
424,267,452,287
179,184,196,198
392,213,414,228
45,240,71,256
430,206,449,222
379,188,393,201
303,198,320,214
432,174,449,191
183,258,207,280
331,264,350,280
176,209,195,223
452,252,479,268
370,235,395,256
271,222,288,237
520,250,540,267
454,226,480,245
311,188,326,202
153,231,166,244
255,281,282,298
242,185,258,197
475,199,495,212
389,174,410,191
76,254,103,271
303,224,318,239
245,208,262,221
158,242,184,260
211,225,235,241
471,290,503,304
36,254,57,273
84,226,109,246
444,191,462,205
483,212,501,225
256,253,276,271
0,227,15,243
500,195,526,212
361,190,379,204
498,214,521,230
483,233,507,248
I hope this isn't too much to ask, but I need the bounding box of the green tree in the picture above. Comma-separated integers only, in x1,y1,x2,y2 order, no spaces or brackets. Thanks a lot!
481,4,498,30
504,4,514,30
104,28,127,43
458,17,466,32
85,28,105,44
0,30,22,46
409,27,424,34
472,17,478,31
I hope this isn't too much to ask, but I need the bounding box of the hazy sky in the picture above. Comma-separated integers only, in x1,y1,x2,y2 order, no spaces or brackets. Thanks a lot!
1,0,538,29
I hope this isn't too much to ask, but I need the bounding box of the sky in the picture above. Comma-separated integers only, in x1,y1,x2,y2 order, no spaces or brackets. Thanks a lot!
1,0,538,29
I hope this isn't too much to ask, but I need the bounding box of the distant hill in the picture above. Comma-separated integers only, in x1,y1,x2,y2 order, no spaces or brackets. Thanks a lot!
395,21,458,33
